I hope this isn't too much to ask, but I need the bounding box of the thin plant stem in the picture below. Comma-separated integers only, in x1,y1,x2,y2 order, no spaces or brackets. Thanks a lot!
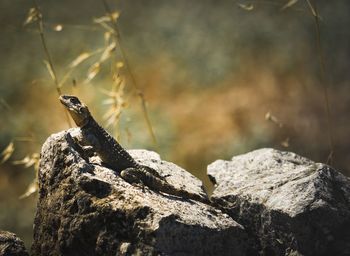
101,0,158,147
306,0,334,164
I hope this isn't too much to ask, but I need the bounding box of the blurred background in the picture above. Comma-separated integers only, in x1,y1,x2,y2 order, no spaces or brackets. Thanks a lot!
0,0,349,249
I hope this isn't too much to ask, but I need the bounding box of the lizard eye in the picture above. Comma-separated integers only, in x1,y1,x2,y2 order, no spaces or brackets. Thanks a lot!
70,98,79,104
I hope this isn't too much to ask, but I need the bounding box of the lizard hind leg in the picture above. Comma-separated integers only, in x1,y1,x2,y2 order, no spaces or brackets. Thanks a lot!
121,168,139,184
120,168,146,192
140,165,167,180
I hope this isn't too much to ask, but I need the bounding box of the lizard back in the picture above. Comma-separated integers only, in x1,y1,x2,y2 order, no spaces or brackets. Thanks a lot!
82,117,140,172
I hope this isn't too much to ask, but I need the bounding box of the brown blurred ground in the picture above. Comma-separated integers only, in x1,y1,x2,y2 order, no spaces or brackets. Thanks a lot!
0,0,349,249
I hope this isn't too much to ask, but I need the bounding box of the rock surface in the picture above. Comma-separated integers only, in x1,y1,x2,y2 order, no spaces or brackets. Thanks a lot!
0,231,28,256
31,129,247,256
208,148,350,256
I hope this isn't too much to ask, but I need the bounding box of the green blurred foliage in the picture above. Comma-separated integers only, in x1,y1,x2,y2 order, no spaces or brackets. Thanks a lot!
0,0,349,249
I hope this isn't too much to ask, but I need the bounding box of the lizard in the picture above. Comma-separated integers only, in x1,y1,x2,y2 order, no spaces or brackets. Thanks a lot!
59,95,210,204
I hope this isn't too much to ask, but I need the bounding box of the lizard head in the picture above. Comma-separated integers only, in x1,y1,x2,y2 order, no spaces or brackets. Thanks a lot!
59,95,90,127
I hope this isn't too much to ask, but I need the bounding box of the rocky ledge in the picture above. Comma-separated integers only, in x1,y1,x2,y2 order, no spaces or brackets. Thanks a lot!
30,129,350,256
31,129,247,256
208,148,350,256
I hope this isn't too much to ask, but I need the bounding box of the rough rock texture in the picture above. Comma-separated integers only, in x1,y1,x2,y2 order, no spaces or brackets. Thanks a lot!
31,128,247,256
208,148,350,256
0,231,28,256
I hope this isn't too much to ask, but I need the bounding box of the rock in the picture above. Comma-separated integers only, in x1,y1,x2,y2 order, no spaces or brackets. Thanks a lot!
208,148,350,256
0,231,28,256
31,128,247,256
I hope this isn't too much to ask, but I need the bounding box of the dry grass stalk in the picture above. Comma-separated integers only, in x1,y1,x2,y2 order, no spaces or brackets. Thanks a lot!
101,0,158,147
306,0,334,164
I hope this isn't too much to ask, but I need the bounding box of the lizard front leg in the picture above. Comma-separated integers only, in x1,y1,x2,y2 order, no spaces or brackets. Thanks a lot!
67,130,103,167
66,132,93,160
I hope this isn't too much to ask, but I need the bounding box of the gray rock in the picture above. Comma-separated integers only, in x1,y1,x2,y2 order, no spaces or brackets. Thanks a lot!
31,129,247,256
208,148,350,256
0,231,28,256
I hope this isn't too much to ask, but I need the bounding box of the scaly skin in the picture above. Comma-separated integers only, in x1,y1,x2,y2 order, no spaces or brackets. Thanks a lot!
60,95,210,204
